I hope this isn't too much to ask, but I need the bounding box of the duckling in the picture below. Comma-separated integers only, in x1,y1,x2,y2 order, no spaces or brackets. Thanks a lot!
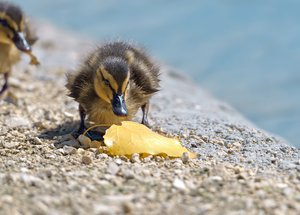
66,41,160,135
0,1,38,97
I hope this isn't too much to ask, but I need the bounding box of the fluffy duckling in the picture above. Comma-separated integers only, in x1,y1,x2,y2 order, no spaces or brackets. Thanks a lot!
0,1,38,97
66,41,160,134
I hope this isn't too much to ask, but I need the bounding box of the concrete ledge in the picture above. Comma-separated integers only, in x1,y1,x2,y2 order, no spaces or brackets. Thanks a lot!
0,24,299,214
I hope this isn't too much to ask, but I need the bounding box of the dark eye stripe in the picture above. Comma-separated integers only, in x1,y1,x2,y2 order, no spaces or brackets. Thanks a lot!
0,18,16,33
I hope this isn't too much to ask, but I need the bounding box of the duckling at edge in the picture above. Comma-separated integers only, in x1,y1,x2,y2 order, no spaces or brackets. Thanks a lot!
66,41,160,135
0,1,38,98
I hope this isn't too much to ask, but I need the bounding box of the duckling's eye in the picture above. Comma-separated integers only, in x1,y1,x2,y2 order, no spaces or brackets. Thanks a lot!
103,79,110,86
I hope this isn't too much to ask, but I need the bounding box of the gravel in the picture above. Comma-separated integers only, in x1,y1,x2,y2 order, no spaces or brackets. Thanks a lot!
0,23,299,215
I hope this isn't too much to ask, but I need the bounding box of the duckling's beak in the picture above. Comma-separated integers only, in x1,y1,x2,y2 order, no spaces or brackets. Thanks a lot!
112,93,128,117
12,32,31,52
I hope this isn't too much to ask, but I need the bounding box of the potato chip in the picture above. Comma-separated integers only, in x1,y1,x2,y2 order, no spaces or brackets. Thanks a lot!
103,121,196,158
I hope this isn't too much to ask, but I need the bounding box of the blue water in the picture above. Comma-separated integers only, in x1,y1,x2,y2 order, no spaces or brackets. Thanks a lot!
10,0,300,146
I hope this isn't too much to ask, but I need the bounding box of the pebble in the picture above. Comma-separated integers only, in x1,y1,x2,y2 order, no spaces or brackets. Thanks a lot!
131,153,140,163
263,199,277,209
211,139,224,146
173,178,187,191
209,176,223,182
114,158,122,165
155,156,163,162
232,142,242,149
55,139,81,148
63,145,77,155
82,156,92,165
172,159,183,168
107,162,120,175
32,137,43,145
237,172,248,180
1,195,14,203
5,116,32,128
3,141,19,149
77,148,85,155
181,152,189,163
122,169,135,179
63,111,74,117
78,135,91,147
276,183,288,189
97,153,109,159
90,140,102,148
142,169,151,176
20,173,44,187
143,155,153,163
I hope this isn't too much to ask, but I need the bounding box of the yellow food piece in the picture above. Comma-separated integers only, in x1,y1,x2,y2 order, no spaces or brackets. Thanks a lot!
26,52,40,65
103,121,197,158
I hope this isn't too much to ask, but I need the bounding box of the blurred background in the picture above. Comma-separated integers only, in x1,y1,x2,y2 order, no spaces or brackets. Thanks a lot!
11,0,300,147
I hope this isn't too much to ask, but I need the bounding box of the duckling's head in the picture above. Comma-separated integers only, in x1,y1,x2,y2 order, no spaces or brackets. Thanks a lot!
0,2,31,51
94,57,130,117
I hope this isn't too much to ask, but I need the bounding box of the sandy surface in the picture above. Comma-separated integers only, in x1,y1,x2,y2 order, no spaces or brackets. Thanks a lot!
0,24,300,215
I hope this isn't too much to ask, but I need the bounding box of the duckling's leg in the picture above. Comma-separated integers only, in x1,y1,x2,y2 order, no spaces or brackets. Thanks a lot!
141,102,150,127
71,105,87,139
0,73,9,97
78,104,86,134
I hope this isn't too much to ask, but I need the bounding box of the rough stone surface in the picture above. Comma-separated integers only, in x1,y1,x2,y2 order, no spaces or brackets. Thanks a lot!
0,23,299,215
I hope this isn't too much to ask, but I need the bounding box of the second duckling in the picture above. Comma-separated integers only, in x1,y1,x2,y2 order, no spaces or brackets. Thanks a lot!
0,1,38,98
66,41,160,134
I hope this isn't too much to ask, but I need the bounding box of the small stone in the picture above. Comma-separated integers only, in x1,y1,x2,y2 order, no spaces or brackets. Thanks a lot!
211,139,224,146
282,188,293,196
82,155,92,165
173,159,183,168
234,166,241,174
77,148,85,155
107,162,120,175
155,156,163,162
3,141,19,149
114,158,122,165
20,173,44,187
122,202,133,214
232,142,242,148
32,137,43,145
63,111,74,117
276,183,288,189
263,199,277,209
5,116,31,128
181,152,189,163
90,140,102,148
143,155,153,163
131,153,140,163
237,173,247,180
63,145,77,155
35,201,49,214
45,153,56,159
1,195,13,203
55,139,81,148
173,178,187,191
122,169,135,179
97,153,109,159
142,169,151,176
78,135,91,147
209,176,223,182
